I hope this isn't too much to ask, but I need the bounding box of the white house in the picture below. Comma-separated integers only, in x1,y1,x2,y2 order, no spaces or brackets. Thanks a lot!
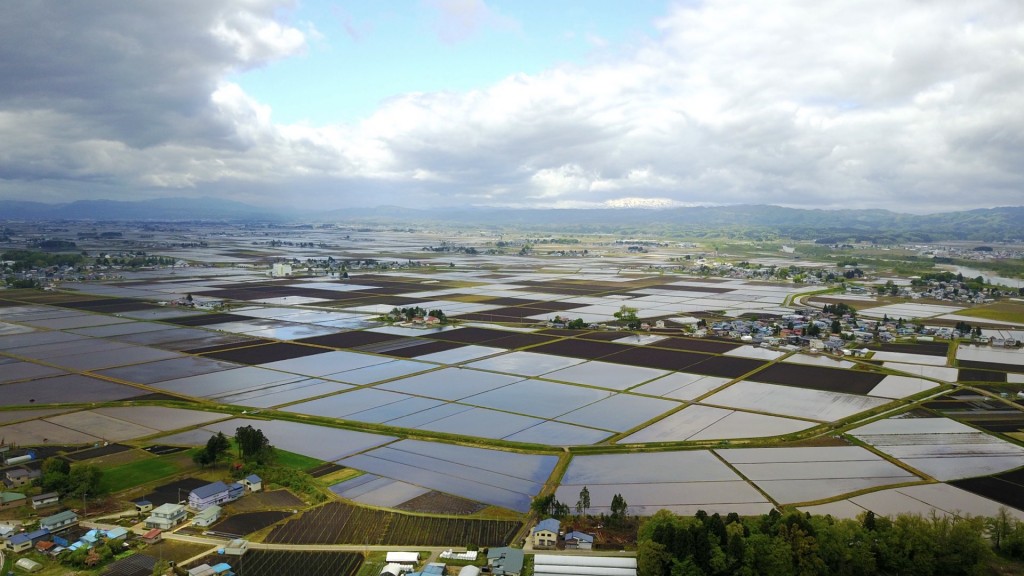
530,518,560,549
241,474,262,492
145,503,188,530
192,505,222,527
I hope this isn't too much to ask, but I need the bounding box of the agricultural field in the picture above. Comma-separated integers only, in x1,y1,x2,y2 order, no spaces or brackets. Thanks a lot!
225,550,364,576
1,226,1024,527
264,502,522,546
208,510,295,537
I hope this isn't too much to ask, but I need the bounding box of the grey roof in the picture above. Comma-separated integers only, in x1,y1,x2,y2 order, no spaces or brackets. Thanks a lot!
42,509,78,525
244,474,261,483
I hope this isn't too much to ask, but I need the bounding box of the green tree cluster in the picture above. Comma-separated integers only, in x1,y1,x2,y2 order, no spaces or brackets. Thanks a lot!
531,493,571,518
40,458,103,498
235,425,274,464
192,432,230,468
638,508,991,576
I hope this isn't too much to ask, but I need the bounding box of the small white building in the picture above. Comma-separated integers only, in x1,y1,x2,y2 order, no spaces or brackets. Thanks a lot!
223,538,249,556
192,505,222,527
386,552,421,564
241,474,262,492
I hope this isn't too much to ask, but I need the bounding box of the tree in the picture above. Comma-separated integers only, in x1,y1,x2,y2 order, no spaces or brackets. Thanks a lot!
235,425,274,463
610,493,628,525
67,464,102,498
614,305,639,323
206,432,230,463
576,486,590,518
41,457,71,494
192,449,214,469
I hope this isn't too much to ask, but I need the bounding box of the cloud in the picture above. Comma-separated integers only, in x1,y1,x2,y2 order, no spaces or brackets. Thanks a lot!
1,0,1023,212
422,0,519,44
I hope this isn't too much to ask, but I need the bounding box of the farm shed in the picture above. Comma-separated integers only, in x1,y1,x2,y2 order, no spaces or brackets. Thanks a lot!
387,552,421,563
381,563,410,576
532,555,637,576
142,528,162,544
223,538,248,556
15,557,43,572
30,491,59,509
461,567,481,576
487,547,524,576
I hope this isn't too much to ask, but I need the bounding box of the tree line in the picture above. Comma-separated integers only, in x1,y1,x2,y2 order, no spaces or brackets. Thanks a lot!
636,507,1017,576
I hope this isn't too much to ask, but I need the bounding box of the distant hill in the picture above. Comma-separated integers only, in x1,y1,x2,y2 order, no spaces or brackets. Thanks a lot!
322,204,1024,242
0,197,286,221
1,198,1022,241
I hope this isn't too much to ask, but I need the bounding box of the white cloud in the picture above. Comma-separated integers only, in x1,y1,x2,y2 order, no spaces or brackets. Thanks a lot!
1,0,1023,211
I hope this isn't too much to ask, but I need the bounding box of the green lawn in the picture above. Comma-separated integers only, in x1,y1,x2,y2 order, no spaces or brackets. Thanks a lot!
955,302,1024,324
98,456,182,493
272,448,323,471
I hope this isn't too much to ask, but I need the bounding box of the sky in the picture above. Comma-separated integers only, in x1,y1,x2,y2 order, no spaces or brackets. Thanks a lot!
1,0,1022,213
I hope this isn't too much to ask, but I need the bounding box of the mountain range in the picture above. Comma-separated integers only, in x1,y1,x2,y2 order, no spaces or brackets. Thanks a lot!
1,198,1022,242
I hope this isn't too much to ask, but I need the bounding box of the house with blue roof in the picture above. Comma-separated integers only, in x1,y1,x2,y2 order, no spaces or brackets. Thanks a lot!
564,530,594,550
6,528,49,553
530,518,560,549
105,526,130,541
241,474,262,492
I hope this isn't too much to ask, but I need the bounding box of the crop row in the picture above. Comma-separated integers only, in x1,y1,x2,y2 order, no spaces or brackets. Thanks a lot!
265,502,521,546
233,550,364,576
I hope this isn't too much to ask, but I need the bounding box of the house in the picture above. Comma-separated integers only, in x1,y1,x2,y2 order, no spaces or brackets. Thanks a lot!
31,492,59,510
142,528,162,544
487,547,524,576
40,510,78,532
564,530,594,550
7,528,49,552
145,503,188,530
241,474,262,492
189,481,236,511
0,491,26,509
531,518,560,549
4,468,39,488
7,533,34,553
192,504,222,527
